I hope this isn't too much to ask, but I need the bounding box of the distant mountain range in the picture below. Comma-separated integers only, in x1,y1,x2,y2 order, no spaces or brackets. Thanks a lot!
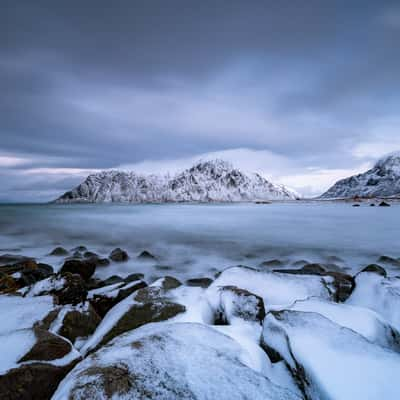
320,152,400,199
54,159,299,203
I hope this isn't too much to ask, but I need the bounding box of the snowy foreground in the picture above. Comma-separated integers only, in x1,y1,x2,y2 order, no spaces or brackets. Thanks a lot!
1,249,400,399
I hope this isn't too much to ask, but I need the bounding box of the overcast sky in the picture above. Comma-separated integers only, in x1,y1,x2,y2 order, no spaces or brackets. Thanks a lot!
1,0,400,201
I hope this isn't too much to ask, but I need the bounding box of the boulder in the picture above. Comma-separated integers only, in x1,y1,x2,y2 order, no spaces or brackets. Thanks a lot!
260,259,284,268
360,264,387,277
377,255,400,267
109,247,129,262
57,304,102,343
213,285,266,324
53,323,299,400
60,259,96,281
124,272,145,282
49,247,69,256
71,246,87,252
55,273,88,305
89,280,147,318
379,201,391,207
81,282,186,353
186,277,213,288
262,309,400,400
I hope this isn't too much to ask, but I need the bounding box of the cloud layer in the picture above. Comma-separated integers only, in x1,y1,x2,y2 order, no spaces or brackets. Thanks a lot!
1,1,399,201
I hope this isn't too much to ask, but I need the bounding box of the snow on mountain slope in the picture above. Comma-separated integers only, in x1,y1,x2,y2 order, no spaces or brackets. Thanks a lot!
54,159,299,203
320,152,400,199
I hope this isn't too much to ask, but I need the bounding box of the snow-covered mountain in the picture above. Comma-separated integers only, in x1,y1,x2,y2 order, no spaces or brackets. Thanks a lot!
54,159,299,203
320,152,400,199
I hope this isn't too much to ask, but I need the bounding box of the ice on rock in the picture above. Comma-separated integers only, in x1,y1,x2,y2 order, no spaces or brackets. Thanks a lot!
346,272,400,331
207,266,333,311
52,322,301,400
262,310,400,400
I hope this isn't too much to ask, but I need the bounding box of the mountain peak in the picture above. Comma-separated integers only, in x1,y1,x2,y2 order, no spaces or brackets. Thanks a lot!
54,160,298,203
320,151,400,199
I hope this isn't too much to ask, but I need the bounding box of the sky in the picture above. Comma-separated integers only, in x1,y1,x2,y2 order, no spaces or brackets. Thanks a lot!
1,0,400,201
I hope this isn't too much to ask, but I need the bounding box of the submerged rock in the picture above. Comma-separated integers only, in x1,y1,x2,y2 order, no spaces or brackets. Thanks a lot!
137,250,157,260
109,247,129,262
377,255,400,267
379,201,391,207
53,323,300,400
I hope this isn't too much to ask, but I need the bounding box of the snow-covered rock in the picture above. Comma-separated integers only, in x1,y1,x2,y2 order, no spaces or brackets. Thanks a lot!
320,152,400,198
207,266,334,311
262,310,400,400
54,159,299,203
288,298,400,351
52,322,301,400
346,271,400,331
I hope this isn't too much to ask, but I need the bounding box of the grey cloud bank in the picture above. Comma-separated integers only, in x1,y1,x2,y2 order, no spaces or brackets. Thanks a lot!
1,1,399,201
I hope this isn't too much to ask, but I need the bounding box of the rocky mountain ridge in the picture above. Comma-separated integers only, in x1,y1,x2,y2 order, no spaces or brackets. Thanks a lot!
54,159,299,203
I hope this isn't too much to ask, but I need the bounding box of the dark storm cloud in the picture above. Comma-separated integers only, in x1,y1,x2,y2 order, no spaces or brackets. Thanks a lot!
1,0,400,200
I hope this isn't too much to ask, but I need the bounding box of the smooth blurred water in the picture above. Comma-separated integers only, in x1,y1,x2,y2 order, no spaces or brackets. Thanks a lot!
0,202,399,280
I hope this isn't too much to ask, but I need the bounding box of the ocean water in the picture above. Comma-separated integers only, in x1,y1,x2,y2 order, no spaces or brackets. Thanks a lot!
0,202,399,280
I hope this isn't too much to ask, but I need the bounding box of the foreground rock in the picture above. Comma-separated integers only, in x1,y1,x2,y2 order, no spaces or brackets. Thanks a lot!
81,278,186,353
88,279,147,317
262,310,400,400
60,259,96,282
53,323,300,400
273,263,355,302
346,270,400,331
208,266,333,309
0,295,81,400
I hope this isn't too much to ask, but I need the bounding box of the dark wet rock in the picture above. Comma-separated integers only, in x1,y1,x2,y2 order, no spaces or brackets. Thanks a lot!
326,255,345,263
102,275,124,286
0,363,76,400
49,247,69,256
71,246,87,252
90,280,147,318
0,273,19,293
109,247,129,262
186,277,213,288
54,273,88,305
360,264,387,277
370,203,376,206
0,254,35,266
260,259,284,268
274,263,326,275
157,276,182,290
60,259,96,281
137,250,156,260
124,273,145,283
0,260,53,292
83,251,98,258
216,285,266,324
72,250,83,259
352,203,360,207
58,305,101,343
378,255,400,267
99,298,185,348
379,201,391,207
19,328,72,362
